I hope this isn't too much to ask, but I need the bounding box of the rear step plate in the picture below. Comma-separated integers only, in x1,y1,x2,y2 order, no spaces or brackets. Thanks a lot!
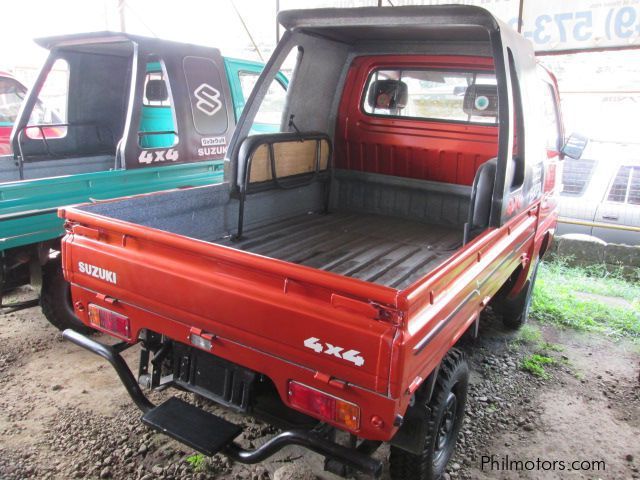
142,397,242,456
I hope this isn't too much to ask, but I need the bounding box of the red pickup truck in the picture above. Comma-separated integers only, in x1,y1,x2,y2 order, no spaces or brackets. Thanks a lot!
59,6,586,479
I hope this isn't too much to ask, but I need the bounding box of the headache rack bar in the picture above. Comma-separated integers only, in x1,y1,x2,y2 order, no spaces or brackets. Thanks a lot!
235,131,332,239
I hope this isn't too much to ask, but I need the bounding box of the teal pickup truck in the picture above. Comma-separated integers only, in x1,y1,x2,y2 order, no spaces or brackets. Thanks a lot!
0,32,287,331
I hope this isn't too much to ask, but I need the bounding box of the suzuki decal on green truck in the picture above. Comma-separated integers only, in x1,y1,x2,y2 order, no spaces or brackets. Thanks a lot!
0,31,286,330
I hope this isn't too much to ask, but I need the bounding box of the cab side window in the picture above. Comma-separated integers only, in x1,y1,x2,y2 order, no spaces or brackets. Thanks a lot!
608,166,640,205
26,58,69,138
139,60,177,149
630,168,640,205
240,72,287,131
238,72,260,102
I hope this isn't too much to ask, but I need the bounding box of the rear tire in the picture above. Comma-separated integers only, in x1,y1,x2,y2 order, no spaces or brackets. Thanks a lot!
500,258,540,330
41,260,93,334
390,348,469,480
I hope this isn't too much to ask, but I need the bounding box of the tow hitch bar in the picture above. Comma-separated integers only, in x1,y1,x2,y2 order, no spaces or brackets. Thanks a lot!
62,329,383,478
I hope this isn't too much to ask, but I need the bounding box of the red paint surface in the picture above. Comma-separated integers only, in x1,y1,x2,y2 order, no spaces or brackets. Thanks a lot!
0,127,11,155
335,56,499,185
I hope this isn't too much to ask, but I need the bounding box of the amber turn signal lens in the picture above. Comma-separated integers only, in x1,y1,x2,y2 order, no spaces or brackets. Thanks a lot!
335,399,360,430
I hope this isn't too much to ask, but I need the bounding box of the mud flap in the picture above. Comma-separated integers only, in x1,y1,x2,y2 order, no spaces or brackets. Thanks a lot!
389,401,430,455
388,368,440,455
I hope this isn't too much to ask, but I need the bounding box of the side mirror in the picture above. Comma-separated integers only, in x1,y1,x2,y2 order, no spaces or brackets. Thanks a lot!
561,133,588,160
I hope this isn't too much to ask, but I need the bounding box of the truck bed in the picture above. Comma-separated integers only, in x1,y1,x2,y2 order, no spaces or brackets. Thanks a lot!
217,211,461,289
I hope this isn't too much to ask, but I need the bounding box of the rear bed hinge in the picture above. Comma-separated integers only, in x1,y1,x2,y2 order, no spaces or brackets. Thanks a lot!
372,302,403,326
314,371,347,390
330,294,402,325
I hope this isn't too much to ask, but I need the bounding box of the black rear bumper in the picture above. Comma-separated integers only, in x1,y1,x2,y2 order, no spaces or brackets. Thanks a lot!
62,329,383,478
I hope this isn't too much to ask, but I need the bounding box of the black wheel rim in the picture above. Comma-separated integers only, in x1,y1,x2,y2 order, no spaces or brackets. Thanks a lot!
434,390,457,464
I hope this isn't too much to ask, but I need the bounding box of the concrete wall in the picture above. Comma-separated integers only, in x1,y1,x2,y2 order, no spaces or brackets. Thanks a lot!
550,234,640,281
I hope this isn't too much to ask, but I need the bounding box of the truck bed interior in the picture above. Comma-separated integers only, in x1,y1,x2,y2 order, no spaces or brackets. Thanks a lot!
217,211,461,289
79,183,465,290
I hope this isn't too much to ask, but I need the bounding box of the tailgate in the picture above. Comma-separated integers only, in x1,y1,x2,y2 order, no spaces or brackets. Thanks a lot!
61,211,399,394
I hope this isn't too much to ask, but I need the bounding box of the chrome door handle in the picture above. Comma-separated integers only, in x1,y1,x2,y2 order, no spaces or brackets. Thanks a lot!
602,215,619,220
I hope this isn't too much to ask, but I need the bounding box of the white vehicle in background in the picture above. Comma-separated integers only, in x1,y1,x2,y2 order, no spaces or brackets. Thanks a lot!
557,141,640,245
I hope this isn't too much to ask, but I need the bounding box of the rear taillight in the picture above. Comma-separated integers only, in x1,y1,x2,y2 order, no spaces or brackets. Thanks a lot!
287,381,360,430
88,304,130,339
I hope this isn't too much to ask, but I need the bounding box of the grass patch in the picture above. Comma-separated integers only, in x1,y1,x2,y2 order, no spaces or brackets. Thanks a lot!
186,453,207,472
516,324,543,345
521,354,556,379
539,341,563,353
531,259,640,341
514,325,563,352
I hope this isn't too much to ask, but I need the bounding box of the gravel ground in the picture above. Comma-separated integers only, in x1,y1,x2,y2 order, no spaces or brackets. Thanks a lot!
0,289,639,480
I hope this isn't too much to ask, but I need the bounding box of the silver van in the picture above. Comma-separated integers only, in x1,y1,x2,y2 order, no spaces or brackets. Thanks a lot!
557,141,640,245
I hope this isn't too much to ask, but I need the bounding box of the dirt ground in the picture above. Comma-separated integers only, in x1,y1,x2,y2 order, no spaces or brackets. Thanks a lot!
0,288,639,480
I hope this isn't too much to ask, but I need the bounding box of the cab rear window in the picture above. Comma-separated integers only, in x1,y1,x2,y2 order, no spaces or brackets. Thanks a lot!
361,69,498,124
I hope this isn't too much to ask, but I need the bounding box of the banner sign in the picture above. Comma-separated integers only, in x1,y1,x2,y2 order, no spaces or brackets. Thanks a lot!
520,0,640,53
296,0,640,53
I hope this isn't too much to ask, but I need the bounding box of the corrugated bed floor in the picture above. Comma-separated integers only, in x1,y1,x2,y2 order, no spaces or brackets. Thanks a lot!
217,212,462,290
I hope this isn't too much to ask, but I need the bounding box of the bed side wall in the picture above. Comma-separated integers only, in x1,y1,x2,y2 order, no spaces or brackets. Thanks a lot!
77,182,326,242
331,169,470,228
